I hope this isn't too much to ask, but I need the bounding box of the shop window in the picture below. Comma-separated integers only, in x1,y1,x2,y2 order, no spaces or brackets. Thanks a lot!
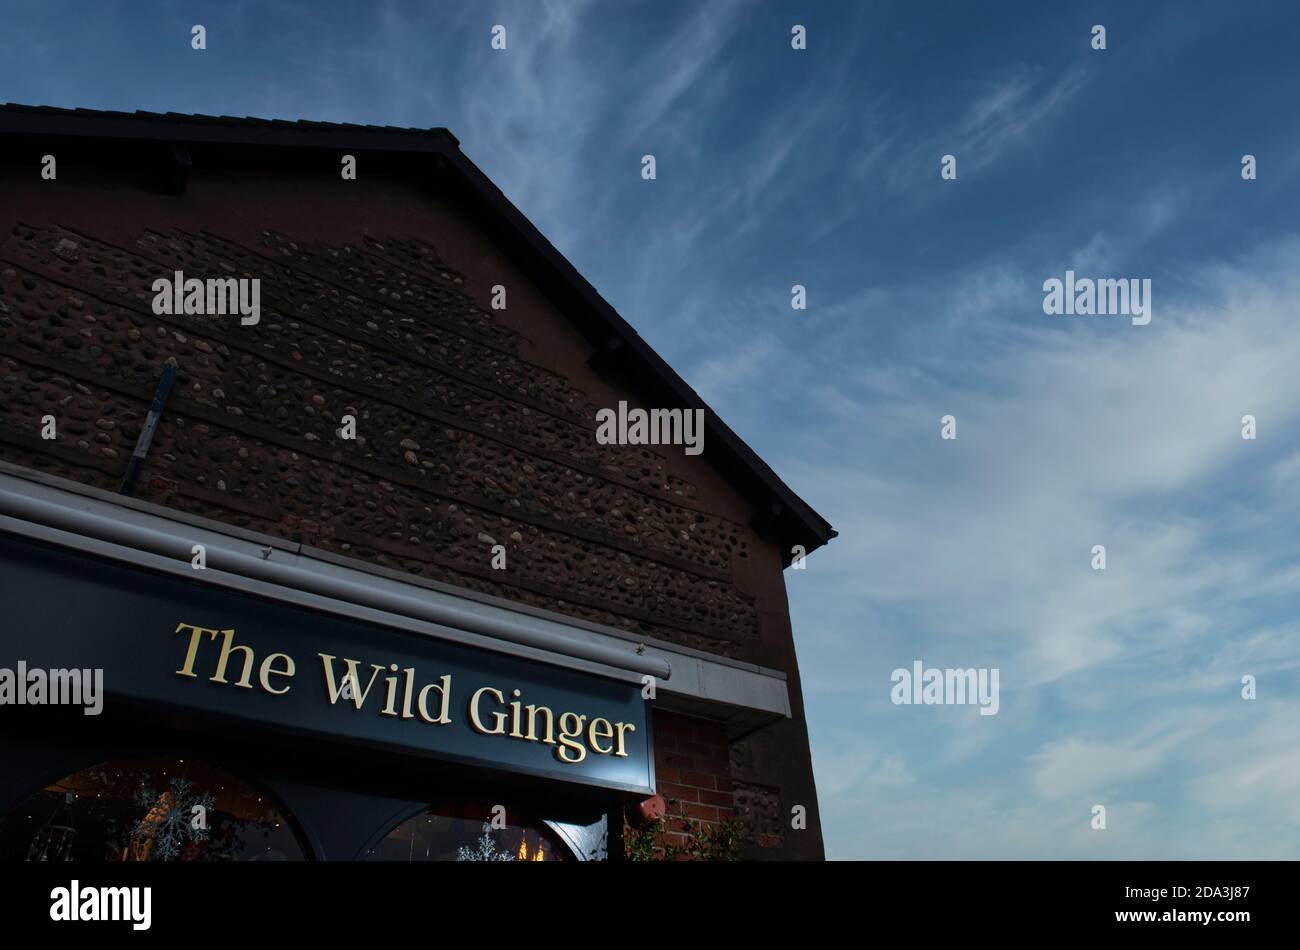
0,757,307,861
364,803,571,861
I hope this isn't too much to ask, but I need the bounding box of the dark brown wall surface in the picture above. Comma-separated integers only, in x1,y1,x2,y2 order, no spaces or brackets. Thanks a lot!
0,161,824,859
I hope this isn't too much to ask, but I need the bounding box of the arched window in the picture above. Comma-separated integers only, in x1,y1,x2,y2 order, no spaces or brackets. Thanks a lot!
0,757,308,861
363,803,572,861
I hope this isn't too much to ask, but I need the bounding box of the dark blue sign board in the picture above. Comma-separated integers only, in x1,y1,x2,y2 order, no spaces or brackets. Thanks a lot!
0,534,653,795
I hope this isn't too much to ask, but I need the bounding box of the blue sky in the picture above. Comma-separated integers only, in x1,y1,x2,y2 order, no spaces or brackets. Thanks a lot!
6,0,1300,858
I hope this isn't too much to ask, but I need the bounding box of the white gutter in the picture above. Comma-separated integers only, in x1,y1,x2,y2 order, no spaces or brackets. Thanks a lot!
0,484,671,680
0,467,793,724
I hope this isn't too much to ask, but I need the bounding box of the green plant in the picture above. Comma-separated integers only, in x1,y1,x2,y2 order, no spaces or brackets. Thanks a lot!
623,800,744,861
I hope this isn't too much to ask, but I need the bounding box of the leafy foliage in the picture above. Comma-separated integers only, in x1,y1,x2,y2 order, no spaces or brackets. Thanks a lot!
623,800,743,861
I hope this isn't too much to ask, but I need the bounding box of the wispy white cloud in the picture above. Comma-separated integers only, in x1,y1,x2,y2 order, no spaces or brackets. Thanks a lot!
617,0,748,145
792,236,1300,857
957,65,1087,173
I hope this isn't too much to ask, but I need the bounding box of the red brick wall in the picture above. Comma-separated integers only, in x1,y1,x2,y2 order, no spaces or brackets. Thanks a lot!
625,710,803,858
654,709,736,839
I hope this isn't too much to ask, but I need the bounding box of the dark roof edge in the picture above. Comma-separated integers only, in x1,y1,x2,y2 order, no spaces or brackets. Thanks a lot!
0,104,836,558
0,103,460,149
434,144,837,555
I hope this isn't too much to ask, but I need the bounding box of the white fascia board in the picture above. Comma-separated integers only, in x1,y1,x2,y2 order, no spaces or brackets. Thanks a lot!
0,467,790,721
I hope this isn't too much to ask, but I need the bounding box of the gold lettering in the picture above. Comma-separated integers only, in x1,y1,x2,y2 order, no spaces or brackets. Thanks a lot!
258,653,295,695
587,717,614,755
524,704,555,744
508,689,524,738
211,629,254,688
556,712,588,763
401,668,416,720
614,721,637,757
318,654,385,709
469,686,506,734
416,674,453,724
174,622,219,678
380,664,401,718
172,629,639,770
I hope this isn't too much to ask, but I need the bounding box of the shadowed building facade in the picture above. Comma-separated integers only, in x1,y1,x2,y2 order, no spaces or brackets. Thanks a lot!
0,105,834,861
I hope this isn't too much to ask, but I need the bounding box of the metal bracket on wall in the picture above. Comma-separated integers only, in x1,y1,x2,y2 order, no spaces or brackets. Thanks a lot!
118,359,177,497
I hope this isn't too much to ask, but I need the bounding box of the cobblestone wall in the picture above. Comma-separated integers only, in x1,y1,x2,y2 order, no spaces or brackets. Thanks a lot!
0,221,759,655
